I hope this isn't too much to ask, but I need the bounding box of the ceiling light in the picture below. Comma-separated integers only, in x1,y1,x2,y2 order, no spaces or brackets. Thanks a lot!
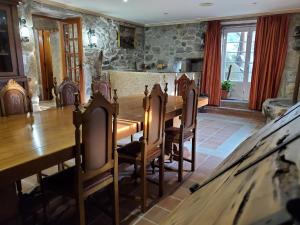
123,0,128,2
199,2,213,7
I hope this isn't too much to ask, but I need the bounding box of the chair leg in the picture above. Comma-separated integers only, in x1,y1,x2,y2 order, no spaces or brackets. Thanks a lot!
113,166,120,225
191,135,196,172
159,154,164,197
133,163,138,184
16,180,22,197
141,162,147,213
76,191,85,225
178,140,184,182
151,160,155,174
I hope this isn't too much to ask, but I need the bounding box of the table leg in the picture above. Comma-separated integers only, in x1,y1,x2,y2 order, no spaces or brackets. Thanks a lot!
0,183,22,225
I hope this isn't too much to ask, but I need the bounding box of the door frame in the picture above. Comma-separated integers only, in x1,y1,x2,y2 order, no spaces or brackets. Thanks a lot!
221,24,256,101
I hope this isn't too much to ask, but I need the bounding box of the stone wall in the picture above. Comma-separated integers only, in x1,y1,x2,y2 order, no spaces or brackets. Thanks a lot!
144,23,206,72
18,0,144,101
279,13,300,99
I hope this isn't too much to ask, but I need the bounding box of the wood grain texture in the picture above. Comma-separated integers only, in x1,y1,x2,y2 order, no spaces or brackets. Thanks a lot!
0,96,208,187
161,103,300,225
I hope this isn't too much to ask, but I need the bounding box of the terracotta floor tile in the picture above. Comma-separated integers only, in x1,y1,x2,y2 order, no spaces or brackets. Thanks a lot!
200,140,220,149
172,187,190,200
135,218,157,225
157,196,182,211
144,206,170,224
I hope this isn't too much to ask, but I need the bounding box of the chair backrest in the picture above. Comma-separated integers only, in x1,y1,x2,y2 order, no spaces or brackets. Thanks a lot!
91,76,111,101
181,80,198,130
174,74,191,97
0,79,31,116
55,77,80,107
143,84,168,151
73,89,119,176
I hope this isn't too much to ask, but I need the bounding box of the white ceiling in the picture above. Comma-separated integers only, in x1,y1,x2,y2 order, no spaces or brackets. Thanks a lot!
47,0,300,25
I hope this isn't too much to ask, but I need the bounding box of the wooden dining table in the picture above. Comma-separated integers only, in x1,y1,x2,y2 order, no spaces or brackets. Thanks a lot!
0,95,208,224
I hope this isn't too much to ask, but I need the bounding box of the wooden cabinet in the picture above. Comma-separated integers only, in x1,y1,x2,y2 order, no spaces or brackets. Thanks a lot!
0,0,27,91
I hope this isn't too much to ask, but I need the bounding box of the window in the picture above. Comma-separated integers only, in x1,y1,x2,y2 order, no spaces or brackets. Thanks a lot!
221,25,256,100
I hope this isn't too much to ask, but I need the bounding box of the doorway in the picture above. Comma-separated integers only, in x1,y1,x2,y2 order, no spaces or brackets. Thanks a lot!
33,15,84,102
221,25,256,101
37,29,54,100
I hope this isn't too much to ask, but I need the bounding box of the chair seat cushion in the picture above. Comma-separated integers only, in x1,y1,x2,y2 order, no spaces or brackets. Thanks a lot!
42,167,112,195
118,141,161,162
117,141,142,158
165,127,194,141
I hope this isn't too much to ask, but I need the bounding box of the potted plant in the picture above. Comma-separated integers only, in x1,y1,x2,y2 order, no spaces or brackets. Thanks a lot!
221,80,233,99
221,65,233,99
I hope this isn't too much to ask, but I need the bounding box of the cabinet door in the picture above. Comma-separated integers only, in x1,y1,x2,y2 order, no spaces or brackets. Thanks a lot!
0,5,17,76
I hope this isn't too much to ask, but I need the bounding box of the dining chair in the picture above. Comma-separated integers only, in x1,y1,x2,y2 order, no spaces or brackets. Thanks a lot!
54,77,80,107
174,73,192,97
0,79,34,197
42,91,120,225
165,80,198,182
0,79,32,116
117,83,168,212
91,76,111,101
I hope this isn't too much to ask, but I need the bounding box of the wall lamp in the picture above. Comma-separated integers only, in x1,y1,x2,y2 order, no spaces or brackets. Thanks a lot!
19,18,30,42
87,28,97,48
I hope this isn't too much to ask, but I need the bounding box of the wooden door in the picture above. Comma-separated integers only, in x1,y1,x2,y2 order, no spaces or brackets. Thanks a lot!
38,30,54,100
61,18,84,100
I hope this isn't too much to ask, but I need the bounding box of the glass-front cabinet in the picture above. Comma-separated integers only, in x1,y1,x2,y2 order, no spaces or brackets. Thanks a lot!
0,0,26,91
0,6,14,74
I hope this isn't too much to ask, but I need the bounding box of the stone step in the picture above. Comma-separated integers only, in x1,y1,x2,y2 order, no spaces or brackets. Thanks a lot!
202,106,266,122
220,99,248,110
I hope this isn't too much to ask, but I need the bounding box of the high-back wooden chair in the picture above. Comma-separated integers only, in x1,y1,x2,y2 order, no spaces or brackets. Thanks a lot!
174,73,192,96
54,77,80,107
165,80,198,182
0,79,32,116
91,76,111,101
43,91,119,225
118,83,168,212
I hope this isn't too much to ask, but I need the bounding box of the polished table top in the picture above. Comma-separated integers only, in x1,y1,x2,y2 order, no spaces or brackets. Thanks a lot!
0,96,208,186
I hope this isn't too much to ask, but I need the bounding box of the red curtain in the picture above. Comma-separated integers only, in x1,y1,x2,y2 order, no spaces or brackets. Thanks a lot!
249,14,290,110
201,20,221,106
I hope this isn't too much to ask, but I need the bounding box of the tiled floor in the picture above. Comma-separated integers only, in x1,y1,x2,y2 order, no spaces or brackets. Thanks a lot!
128,113,263,225
20,112,264,225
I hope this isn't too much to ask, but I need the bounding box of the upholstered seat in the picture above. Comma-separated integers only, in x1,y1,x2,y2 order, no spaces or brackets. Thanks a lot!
118,141,162,162
42,92,120,225
118,84,168,213
165,127,194,141
54,77,80,107
165,80,198,182
43,167,112,194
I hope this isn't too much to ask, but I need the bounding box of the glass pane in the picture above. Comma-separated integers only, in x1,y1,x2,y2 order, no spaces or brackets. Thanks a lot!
226,42,248,52
227,32,248,43
74,40,78,53
73,24,78,38
230,72,244,82
68,24,73,38
0,9,13,72
248,63,253,82
225,61,245,73
226,52,246,64
75,56,79,66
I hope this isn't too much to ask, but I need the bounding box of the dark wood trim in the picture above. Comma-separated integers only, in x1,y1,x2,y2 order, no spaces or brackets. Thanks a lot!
293,58,300,103
32,13,63,21
11,4,24,77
